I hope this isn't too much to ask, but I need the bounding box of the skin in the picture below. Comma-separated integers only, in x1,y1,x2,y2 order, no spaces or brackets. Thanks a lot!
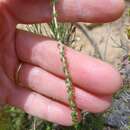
0,0,125,126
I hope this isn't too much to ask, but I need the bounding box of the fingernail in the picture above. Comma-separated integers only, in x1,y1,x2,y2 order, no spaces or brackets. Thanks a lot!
110,0,119,5
110,0,125,14
110,0,125,7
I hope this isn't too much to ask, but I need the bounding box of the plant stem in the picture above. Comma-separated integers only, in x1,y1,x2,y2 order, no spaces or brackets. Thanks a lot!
51,0,79,129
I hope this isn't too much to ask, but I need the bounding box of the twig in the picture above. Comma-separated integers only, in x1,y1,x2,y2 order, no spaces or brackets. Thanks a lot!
51,0,79,129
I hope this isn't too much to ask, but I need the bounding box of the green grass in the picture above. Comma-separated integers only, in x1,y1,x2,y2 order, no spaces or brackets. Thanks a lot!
0,107,105,130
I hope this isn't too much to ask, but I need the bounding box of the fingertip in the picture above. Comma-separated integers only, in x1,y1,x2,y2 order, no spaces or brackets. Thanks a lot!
106,65,123,93
81,0,125,23
95,62,123,94
108,0,125,21
93,96,112,113
92,98,112,113
81,57,123,95
76,88,112,113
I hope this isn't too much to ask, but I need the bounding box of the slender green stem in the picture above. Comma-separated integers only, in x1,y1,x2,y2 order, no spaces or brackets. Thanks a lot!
51,0,79,129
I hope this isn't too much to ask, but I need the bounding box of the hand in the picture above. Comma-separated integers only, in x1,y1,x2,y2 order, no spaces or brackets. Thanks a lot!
0,0,125,126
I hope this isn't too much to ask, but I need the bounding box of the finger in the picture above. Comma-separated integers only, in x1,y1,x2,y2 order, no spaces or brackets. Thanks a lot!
8,87,78,126
0,62,79,126
16,30,122,95
5,0,125,23
18,64,112,113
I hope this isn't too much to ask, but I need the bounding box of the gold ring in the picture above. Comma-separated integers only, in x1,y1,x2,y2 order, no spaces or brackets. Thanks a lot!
15,62,23,85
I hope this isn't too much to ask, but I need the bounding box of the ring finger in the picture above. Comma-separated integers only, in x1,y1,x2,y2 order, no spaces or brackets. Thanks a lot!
17,63,112,113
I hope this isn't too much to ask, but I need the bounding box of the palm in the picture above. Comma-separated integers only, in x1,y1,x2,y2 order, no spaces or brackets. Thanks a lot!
0,0,125,126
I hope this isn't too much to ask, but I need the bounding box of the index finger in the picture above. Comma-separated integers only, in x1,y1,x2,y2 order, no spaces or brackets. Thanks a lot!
4,0,125,23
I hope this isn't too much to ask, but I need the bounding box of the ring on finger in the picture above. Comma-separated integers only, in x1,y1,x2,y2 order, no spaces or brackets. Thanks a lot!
15,62,23,85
